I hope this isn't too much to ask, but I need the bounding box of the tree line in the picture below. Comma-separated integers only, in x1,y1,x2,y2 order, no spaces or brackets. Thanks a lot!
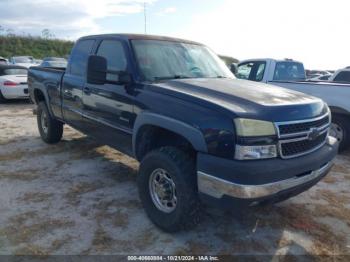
0,27,74,59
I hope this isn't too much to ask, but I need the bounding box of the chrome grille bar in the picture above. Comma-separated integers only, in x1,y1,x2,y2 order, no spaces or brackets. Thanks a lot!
274,112,331,159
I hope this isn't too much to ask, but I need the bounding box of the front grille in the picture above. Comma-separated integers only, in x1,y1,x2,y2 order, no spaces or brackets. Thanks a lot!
279,115,330,135
276,113,330,159
281,132,327,157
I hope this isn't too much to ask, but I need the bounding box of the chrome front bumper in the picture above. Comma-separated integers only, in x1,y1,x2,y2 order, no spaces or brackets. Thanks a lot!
197,160,333,199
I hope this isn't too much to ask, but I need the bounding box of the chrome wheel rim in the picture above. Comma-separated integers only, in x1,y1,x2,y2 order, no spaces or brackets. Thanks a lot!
40,110,48,134
149,168,177,213
330,123,344,143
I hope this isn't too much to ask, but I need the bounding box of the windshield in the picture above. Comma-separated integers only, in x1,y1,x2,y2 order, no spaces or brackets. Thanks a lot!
132,40,234,81
41,61,67,68
43,57,67,62
273,62,306,81
3,69,28,75
13,57,33,63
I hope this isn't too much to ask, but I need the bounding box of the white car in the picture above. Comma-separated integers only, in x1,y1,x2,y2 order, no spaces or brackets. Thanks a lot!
0,57,8,65
9,56,36,68
0,65,29,102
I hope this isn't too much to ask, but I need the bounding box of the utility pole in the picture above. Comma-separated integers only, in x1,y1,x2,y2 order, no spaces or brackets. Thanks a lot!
144,2,147,34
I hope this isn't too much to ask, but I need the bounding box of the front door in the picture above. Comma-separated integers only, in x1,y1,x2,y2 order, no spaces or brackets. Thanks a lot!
81,39,135,156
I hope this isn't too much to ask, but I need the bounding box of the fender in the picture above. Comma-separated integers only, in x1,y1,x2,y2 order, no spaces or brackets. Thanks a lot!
329,106,350,116
33,86,55,117
132,112,208,156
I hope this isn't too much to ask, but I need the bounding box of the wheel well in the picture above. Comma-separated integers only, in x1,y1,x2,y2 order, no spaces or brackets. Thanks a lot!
329,106,350,117
135,125,196,161
33,89,45,104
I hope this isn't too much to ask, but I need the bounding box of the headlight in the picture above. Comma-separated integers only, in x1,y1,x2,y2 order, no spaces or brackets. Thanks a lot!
234,118,277,160
235,145,277,160
234,118,276,137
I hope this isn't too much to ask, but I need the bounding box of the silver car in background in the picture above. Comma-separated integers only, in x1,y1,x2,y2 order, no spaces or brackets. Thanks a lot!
9,56,36,68
40,57,67,68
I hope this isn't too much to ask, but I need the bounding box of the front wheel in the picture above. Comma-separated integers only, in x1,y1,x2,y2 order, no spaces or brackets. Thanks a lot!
37,101,63,144
330,115,350,152
137,147,200,232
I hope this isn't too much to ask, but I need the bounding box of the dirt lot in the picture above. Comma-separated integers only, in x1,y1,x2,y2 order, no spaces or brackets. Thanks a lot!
0,101,350,257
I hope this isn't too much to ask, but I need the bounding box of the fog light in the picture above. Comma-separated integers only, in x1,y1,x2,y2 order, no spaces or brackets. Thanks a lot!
235,145,277,160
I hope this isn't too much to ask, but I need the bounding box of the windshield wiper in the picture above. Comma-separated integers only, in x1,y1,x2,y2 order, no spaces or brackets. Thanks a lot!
154,75,192,81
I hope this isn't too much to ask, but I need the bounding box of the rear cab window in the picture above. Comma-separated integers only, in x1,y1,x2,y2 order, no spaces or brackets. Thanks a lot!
237,61,266,82
69,39,95,77
273,62,306,81
333,71,350,82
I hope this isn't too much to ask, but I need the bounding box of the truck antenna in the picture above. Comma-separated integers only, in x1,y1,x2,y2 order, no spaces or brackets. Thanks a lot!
144,2,147,34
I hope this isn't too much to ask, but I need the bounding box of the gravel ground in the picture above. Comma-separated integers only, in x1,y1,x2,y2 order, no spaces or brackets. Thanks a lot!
0,101,350,257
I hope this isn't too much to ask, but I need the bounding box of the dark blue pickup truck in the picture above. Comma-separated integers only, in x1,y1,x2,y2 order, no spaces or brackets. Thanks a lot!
28,34,338,232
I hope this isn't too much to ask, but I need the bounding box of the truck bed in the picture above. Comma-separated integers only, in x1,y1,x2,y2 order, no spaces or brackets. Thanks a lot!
28,66,66,119
268,80,350,114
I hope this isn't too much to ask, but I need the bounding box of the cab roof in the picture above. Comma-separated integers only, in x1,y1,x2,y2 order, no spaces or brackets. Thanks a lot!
78,34,203,45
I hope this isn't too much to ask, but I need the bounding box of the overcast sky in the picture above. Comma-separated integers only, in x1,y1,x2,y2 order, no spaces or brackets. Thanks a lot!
0,0,349,70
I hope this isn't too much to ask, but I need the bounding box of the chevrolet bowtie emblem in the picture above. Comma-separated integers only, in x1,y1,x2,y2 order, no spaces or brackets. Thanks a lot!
308,128,320,141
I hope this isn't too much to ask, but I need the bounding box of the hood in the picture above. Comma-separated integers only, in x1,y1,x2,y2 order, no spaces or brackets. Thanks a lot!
151,78,326,121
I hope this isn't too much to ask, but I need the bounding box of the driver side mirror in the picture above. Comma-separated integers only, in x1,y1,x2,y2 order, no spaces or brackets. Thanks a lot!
87,55,107,85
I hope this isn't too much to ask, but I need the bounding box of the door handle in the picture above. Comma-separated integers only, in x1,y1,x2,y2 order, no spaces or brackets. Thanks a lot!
83,86,91,94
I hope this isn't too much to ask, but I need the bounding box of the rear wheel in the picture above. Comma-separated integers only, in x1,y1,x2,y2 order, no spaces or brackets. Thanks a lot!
0,90,7,103
138,147,200,232
330,114,350,152
37,101,63,144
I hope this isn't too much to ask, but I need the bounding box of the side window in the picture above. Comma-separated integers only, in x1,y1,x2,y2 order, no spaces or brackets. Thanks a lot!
255,63,266,81
69,39,95,77
237,62,265,82
334,71,350,82
237,62,253,80
96,40,127,82
273,62,305,81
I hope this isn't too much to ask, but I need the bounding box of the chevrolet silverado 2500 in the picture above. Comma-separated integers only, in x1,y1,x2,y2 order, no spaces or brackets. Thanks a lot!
28,34,338,232
237,58,350,151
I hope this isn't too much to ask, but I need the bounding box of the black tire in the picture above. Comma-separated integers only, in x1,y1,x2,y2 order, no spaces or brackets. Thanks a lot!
138,147,200,232
0,90,6,103
331,114,350,152
37,101,63,144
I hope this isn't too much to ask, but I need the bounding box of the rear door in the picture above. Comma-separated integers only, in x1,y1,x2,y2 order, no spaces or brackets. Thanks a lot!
81,38,135,155
61,39,95,129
